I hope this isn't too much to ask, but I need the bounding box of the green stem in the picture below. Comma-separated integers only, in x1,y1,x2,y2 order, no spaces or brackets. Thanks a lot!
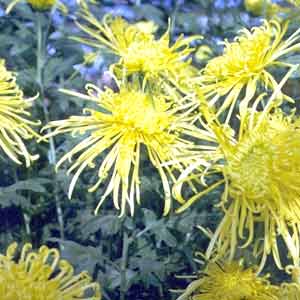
36,12,65,240
36,14,43,88
120,231,130,300
13,167,31,241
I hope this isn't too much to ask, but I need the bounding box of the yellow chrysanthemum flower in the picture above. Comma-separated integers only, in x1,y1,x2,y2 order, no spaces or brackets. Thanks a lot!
244,0,282,16
0,242,101,300
174,71,300,271
6,0,67,13
74,7,200,93
0,59,40,167
42,82,200,216
177,260,278,300
287,0,300,6
199,20,300,120
27,0,56,9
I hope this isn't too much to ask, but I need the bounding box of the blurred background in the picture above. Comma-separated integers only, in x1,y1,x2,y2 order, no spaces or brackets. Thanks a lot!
0,0,299,299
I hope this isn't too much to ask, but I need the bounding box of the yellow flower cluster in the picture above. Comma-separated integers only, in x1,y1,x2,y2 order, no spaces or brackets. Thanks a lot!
42,3,300,274
3,1,300,298
41,0,204,216
173,18,300,273
0,242,101,300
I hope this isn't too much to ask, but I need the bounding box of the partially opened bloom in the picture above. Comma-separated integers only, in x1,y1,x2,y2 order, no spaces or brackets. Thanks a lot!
199,20,300,120
287,0,300,6
0,242,101,300
177,260,278,300
43,81,200,216
174,77,300,270
244,0,281,17
74,7,200,93
6,0,67,13
0,59,40,167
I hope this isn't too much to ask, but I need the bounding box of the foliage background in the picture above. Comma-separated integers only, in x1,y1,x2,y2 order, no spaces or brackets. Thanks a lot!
0,0,299,299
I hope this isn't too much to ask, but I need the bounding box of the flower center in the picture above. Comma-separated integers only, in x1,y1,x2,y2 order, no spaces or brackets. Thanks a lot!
95,89,173,137
223,273,241,291
207,263,265,300
226,135,273,202
224,118,300,218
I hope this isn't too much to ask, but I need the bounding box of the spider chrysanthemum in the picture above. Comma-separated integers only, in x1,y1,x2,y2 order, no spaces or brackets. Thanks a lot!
74,8,200,93
217,110,300,269
177,260,278,300
0,59,40,167
0,242,101,300
174,85,300,270
43,82,200,216
199,20,300,119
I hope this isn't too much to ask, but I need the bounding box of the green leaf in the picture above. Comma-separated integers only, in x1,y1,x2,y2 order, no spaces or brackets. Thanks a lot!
0,178,51,208
49,239,103,274
81,214,122,236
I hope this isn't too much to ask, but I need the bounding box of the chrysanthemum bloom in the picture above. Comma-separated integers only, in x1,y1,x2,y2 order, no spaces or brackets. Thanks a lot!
199,20,300,120
177,260,278,300
287,0,300,6
244,0,282,16
174,76,300,270
0,59,40,167
0,242,101,300
6,0,67,13
74,7,200,93
42,82,200,216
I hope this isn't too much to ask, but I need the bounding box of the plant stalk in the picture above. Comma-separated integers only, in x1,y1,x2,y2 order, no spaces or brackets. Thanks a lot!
120,231,130,300
13,167,32,241
36,12,65,240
